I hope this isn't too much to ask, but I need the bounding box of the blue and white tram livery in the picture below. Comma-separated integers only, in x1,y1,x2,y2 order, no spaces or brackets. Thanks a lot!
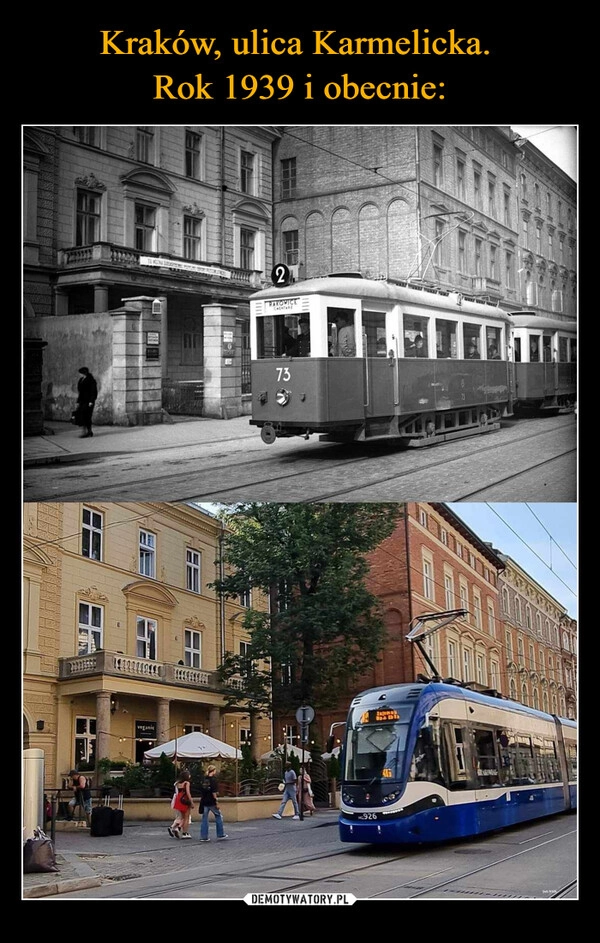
336,681,577,845
509,312,577,415
249,275,514,447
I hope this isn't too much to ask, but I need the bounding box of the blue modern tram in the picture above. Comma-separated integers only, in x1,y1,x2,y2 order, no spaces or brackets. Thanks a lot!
334,681,577,845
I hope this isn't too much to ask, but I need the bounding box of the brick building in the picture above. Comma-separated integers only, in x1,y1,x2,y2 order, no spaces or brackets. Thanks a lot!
22,502,271,791
272,126,576,320
274,502,576,753
279,502,506,752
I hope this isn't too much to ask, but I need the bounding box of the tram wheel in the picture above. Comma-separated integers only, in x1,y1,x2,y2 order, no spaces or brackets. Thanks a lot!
260,424,277,445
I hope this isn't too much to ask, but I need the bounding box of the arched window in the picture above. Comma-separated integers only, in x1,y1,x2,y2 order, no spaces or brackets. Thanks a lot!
514,596,522,625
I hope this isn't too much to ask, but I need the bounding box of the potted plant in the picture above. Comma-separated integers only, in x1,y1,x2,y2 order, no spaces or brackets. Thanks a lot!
121,762,152,797
96,757,114,797
148,752,177,797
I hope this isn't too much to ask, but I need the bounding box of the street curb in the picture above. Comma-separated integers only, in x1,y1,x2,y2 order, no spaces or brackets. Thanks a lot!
23,454,96,468
23,876,103,898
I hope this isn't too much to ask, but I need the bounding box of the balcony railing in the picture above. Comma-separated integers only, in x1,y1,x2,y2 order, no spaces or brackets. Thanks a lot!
59,650,223,692
57,242,262,287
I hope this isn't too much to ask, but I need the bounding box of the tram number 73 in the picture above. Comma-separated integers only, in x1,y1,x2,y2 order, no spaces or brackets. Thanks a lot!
277,367,291,382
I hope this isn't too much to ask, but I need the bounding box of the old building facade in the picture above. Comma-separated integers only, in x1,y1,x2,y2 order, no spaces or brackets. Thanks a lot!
23,502,271,789
278,502,506,752
273,502,577,753
498,555,576,719
23,125,280,423
272,126,576,319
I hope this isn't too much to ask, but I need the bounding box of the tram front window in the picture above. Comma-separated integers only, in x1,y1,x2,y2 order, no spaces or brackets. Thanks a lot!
256,315,303,359
344,706,413,782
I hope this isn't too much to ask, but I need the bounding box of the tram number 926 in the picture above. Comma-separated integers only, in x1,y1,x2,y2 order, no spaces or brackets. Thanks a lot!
277,367,291,382
358,813,378,820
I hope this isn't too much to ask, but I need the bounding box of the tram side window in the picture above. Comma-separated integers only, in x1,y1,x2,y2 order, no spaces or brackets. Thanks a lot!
532,736,547,782
486,327,502,359
542,336,552,362
566,743,577,781
515,734,536,783
558,337,568,362
543,738,561,782
327,306,356,357
404,317,429,357
363,310,387,357
496,730,514,785
463,323,481,359
569,339,577,363
442,724,468,789
513,338,522,362
435,319,457,358
529,335,541,362
473,728,501,786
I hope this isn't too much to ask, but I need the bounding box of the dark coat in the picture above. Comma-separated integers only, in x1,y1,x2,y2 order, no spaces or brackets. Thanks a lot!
77,373,98,405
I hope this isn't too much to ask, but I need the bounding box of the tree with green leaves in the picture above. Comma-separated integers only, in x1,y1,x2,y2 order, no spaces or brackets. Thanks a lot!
212,503,404,724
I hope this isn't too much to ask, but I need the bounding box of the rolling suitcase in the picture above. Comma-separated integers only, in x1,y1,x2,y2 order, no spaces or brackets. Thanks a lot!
110,794,124,836
90,796,113,837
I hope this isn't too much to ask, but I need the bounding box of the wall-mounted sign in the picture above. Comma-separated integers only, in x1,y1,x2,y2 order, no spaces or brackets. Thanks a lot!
147,332,160,345
146,347,160,360
140,256,233,279
136,721,157,739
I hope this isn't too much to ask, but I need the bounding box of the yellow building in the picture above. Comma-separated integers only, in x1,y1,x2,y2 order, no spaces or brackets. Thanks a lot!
23,501,271,789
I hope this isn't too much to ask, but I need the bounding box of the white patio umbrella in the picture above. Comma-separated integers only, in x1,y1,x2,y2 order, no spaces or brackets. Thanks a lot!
321,746,341,760
260,744,313,765
144,730,242,761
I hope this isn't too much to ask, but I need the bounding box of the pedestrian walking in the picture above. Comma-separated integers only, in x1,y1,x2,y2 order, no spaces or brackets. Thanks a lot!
272,761,300,819
76,367,98,438
297,768,316,816
170,770,194,839
167,778,185,838
198,765,228,841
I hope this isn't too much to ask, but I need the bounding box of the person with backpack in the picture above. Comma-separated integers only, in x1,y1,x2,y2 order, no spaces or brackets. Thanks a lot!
67,770,92,825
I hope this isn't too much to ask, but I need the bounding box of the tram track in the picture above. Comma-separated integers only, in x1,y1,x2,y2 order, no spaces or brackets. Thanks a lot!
24,414,575,503
86,823,576,901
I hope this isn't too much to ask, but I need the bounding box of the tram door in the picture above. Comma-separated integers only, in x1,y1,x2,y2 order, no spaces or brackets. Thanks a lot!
362,310,394,416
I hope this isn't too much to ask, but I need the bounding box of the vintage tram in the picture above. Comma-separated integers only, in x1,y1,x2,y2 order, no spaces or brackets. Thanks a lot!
249,275,515,447
509,312,577,414
334,681,577,845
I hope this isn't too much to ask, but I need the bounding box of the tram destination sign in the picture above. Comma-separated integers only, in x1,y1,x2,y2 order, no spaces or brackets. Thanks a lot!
359,708,401,724
264,297,303,315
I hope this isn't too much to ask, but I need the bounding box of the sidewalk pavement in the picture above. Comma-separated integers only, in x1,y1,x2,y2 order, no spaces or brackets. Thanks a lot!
22,809,340,899
23,415,257,468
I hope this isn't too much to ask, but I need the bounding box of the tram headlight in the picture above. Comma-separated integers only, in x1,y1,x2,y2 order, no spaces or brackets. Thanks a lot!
276,388,291,406
382,791,400,804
